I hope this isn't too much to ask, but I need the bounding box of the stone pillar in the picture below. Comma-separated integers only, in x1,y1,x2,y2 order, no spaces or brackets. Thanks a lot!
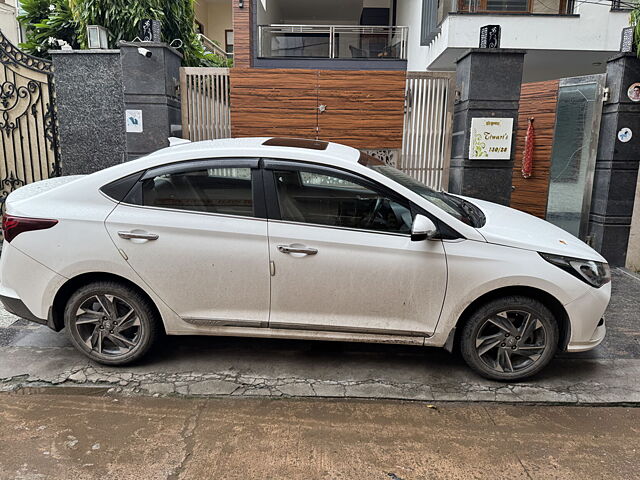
119,42,183,160
588,53,640,267
51,50,127,175
448,49,526,206
52,43,182,174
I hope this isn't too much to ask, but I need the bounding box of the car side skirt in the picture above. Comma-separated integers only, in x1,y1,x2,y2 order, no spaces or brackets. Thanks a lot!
167,324,428,346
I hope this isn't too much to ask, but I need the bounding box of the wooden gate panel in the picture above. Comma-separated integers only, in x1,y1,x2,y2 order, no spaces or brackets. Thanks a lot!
230,68,318,139
317,70,405,149
511,79,560,218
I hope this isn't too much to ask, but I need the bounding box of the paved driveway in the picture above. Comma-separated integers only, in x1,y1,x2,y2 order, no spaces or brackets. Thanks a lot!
1,269,639,403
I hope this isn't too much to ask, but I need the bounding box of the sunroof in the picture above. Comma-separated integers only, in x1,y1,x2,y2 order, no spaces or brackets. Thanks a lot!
262,138,329,150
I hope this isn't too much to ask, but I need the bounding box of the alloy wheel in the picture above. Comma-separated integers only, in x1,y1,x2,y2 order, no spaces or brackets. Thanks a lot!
71,294,143,358
474,310,548,374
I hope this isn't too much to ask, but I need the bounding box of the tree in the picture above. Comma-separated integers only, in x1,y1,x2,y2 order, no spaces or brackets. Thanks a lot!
18,0,230,67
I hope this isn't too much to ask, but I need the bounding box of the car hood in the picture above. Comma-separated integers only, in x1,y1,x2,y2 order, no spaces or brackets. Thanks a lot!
460,196,606,262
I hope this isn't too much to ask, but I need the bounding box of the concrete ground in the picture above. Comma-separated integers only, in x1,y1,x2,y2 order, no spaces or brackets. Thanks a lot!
0,269,639,404
0,391,639,480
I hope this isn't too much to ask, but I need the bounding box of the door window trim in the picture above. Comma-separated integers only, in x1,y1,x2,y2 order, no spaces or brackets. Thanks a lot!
141,158,260,180
121,157,266,219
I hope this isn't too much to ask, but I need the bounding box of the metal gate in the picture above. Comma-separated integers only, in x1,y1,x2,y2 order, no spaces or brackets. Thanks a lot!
400,72,454,190
0,30,60,215
180,67,231,141
546,74,606,241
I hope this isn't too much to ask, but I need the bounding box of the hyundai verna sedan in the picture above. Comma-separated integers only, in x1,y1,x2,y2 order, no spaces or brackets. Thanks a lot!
0,137,611,381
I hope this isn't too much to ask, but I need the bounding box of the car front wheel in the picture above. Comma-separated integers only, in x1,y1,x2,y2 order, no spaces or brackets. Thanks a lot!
64,281,160,365
460,295,559,381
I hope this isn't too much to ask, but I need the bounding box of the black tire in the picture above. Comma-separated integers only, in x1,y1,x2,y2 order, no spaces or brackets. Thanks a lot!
460,295,559,381
64,281,160,366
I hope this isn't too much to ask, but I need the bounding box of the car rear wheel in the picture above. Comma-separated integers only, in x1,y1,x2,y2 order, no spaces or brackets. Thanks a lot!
460,295,559,381
64,281,160,365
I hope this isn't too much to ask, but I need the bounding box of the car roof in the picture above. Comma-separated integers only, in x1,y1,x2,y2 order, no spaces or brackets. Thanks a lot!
147,137,361,168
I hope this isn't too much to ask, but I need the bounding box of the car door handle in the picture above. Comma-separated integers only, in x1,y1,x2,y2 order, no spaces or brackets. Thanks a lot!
118,231,159,241
277,244,318,255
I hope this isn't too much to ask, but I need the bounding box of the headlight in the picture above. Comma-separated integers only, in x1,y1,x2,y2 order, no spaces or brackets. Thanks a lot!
539,253,611,288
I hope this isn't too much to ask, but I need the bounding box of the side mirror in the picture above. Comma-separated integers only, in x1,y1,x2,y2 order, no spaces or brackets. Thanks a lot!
411,214,438,241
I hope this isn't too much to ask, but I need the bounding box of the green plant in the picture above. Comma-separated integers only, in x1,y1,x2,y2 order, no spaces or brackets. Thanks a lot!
632,4,640,56
18,0,224,67
18,0,80,56
69,0,164,49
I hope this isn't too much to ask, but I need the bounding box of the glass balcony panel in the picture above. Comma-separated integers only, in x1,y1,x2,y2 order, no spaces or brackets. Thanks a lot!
264,33,331,58
336,29,404,59
258,25,407,60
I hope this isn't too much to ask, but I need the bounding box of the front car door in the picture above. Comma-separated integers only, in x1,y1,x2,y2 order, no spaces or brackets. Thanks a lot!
105,158,270,327
263,160,447,336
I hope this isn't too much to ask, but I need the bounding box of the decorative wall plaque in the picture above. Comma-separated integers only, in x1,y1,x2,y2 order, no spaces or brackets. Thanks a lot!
621,26,635,53
126,110,143,133
139,19,162,42
618,127,632,143
628,82,640,102
479,25,501,49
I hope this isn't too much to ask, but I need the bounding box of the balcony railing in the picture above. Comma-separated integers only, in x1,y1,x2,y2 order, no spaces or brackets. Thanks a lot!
452,0,574,14
258,25,408,60
199,33,229,61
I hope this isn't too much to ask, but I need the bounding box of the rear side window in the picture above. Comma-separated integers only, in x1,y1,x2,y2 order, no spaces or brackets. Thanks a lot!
100,172,143,202
141,167,254,217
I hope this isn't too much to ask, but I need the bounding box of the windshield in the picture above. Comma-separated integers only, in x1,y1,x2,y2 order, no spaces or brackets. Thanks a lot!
364,161,486,228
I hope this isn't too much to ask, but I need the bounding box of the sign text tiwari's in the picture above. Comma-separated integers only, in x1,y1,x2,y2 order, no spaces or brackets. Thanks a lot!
469,117,514,160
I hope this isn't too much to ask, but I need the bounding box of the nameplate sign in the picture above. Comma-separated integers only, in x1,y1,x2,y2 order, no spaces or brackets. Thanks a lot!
469,117,514,160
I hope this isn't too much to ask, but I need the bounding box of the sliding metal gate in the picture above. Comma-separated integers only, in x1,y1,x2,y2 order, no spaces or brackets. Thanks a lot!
0,30,60,215
400,72,454,190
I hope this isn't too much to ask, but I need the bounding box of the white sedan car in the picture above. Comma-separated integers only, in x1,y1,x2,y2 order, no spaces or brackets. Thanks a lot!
0,137,611,381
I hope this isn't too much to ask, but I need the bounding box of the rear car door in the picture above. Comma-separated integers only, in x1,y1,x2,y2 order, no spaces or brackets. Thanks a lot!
105,158,270,327
263,160,447,336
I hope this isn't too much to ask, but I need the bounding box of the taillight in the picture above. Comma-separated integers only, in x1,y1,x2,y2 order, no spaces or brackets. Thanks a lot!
2,214,58,243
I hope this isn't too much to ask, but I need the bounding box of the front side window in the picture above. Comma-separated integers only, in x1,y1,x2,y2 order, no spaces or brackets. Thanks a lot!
362,161,486,228
142,167,253,217
273,169,412,234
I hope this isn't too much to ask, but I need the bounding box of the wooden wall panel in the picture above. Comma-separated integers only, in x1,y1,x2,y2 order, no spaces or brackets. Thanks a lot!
230,68,406,150
511,79,560,218
317,71,406,149
230,68,318,139
232,0,251,68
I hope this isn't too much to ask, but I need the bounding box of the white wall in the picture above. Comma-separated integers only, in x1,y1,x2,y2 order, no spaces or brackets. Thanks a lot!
420,0,630,74
0,0,20,45
396,0,430,70
195,0,233,48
